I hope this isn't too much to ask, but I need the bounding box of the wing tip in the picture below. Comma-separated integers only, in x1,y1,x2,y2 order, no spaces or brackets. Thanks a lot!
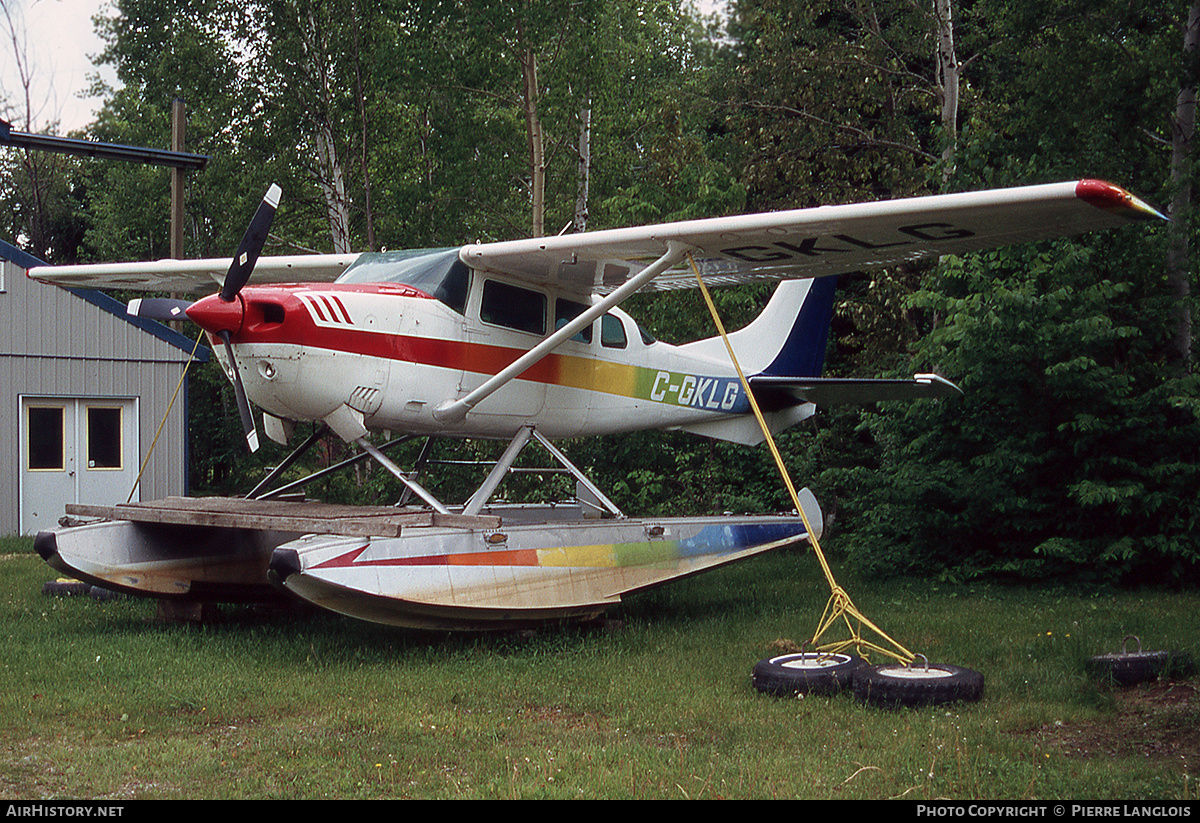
1076,179,1168,221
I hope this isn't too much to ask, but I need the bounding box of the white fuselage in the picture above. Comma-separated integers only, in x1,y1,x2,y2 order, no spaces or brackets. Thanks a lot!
209,271,797,445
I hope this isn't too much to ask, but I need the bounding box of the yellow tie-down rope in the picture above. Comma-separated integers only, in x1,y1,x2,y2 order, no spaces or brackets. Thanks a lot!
127,331,207,504
686,254,914,665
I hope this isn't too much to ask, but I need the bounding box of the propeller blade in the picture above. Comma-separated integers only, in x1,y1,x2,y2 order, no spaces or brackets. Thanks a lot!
220,183,282,303
220,330,260,453
127,297,194,321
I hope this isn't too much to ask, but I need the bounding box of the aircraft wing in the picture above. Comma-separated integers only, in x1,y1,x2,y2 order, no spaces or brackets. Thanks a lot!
26,180,1161,296
462,180,1165,294
27,253,360,293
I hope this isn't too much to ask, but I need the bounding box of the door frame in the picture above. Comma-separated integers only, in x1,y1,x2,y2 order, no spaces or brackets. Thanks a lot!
18,395,140,534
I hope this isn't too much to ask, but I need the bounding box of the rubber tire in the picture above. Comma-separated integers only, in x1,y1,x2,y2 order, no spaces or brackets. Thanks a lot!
852,662,985,708
1086,650,1195,686
42,579,92,597
752,652,864,697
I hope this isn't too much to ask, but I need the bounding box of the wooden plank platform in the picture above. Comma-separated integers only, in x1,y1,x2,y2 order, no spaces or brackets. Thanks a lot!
65,496,501,537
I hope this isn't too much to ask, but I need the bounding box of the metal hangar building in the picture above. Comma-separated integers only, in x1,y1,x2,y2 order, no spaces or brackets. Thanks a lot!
0,240,210,535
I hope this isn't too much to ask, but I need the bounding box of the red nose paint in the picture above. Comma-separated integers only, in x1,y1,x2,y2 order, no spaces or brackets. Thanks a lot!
186,294,245,335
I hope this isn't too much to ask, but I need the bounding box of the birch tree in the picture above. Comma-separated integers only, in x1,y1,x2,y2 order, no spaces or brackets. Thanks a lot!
934,0,959,187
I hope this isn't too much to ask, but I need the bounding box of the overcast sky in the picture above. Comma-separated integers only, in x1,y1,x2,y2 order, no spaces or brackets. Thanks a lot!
0,0,116,132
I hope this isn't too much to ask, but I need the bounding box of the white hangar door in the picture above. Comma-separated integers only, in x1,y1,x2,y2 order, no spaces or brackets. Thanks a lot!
19,397,140,535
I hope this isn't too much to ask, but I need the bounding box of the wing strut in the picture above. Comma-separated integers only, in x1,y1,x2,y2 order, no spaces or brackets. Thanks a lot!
433,241,692,423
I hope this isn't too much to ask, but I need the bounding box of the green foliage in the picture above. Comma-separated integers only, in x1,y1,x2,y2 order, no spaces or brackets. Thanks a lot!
724,0,942,211
835,238,1200,585
0,149,89,264
703,0,1200,587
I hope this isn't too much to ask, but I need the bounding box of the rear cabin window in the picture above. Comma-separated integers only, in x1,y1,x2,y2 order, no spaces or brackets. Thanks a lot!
601,313,627,349
555,298,593,344
481,280,546,335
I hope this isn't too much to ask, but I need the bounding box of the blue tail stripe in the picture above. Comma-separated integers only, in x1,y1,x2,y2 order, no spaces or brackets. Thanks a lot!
761,275,838,377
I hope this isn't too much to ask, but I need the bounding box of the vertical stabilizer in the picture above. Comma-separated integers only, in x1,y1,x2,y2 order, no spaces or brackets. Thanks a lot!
679,276,838,377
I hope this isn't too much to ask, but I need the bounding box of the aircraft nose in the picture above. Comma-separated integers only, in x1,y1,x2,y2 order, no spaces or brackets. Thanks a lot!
186,294,245,335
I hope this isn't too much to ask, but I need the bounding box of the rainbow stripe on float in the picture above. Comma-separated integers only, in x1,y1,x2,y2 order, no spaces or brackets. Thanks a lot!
312,521,808,571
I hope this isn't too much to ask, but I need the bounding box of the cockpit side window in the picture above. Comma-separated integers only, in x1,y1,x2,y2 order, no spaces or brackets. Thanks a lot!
481,280,547,335
438,260,470,315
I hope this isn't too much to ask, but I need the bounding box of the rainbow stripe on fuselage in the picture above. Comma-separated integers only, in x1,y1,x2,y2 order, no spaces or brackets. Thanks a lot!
221,280,764,438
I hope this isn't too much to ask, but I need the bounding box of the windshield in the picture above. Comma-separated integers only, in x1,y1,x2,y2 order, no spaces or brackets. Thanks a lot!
337,248,470,314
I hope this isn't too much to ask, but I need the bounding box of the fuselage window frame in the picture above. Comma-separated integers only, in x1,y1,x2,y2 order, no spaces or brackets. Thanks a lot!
479,279,548,336
554,298,593,344
601,313,628,349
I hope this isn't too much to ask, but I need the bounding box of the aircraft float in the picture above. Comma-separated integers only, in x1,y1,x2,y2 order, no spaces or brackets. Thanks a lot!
28,179,1164,631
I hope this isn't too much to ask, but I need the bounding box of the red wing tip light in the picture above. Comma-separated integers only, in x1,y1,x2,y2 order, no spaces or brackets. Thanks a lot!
1076,179,1168,221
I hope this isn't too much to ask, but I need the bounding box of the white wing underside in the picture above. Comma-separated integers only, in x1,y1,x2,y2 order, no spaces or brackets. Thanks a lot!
27,180,1163,295
27,253,361,294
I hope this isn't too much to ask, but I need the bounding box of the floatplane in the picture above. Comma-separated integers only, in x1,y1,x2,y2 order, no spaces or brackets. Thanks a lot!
27,180,1164,630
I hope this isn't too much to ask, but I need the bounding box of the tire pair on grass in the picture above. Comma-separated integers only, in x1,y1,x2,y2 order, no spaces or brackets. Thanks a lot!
754,635,1198,707
751,651,985,708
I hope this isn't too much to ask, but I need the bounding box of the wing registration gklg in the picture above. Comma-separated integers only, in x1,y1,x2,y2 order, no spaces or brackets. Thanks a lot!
460,178,1164,294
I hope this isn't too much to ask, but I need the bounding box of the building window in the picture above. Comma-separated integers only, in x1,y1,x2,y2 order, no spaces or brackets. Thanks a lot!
27,406,64,470
87,406,123,469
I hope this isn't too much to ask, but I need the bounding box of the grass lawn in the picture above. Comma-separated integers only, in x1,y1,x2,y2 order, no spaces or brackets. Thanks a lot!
0,534,1196,800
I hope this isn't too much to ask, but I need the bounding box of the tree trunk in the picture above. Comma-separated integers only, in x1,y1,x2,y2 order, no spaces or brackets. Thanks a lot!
349,0,376,251
303,7,353,254
574,102,591,233
1168,0,1200,371
520,45,545,238
315,122,353,254
935,0,959,189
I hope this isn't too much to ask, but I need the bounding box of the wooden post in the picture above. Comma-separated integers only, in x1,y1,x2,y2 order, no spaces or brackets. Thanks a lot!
170,99,186,259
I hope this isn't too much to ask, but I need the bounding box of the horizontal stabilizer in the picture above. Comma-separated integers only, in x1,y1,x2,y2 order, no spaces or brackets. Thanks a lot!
750,373,961,407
